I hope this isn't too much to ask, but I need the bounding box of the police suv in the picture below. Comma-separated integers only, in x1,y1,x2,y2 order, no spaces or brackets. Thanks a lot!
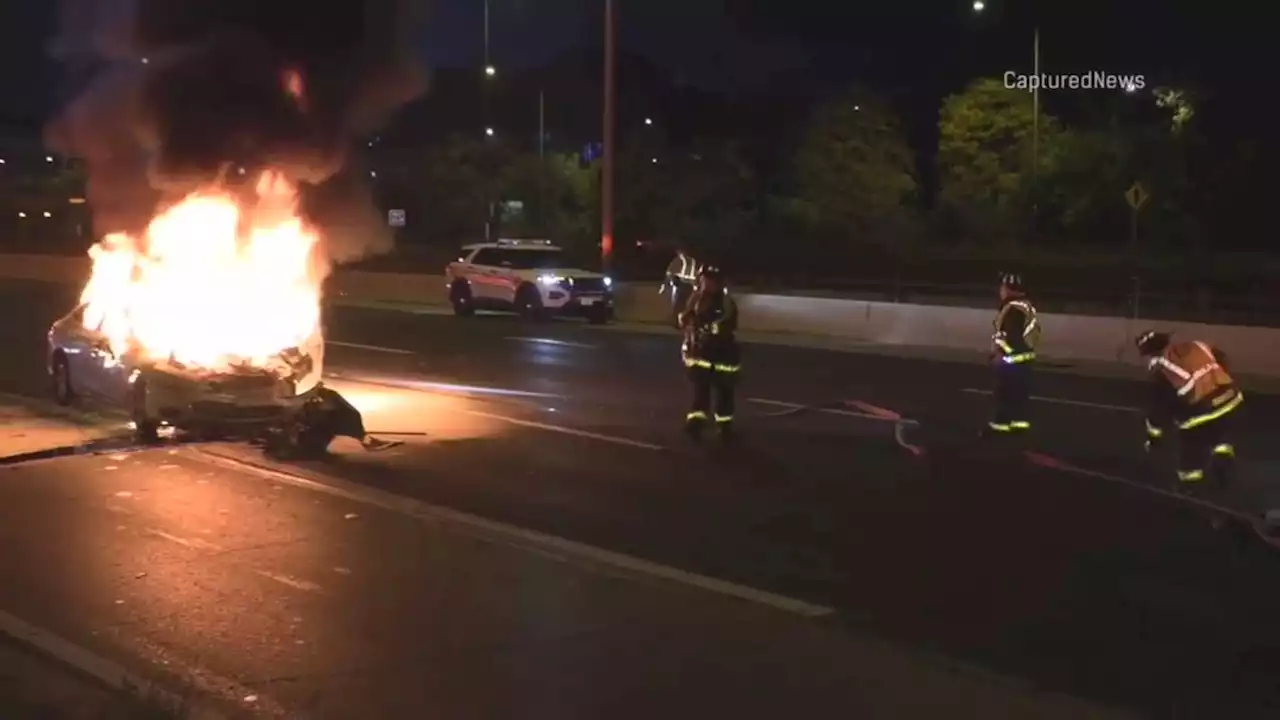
444,239,615,323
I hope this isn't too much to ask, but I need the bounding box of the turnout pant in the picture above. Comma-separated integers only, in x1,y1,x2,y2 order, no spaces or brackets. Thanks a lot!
1176,412,1236,497
670,282,694,323
989,362,1031,433
687,365,736,427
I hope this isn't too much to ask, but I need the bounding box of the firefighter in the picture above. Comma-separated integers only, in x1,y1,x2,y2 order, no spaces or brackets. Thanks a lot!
1135,330,1243,497
984,273,1040,437
662,244,701,327
679,265,740,440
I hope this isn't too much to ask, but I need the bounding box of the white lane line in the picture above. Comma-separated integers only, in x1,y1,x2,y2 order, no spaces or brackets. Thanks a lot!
747,398,895,422
505,336,597,349
961,388,1138,413
146,530,319,592
326,340,416,355
0,608,233,719
191,448,833,618
463,409,665,451
253,571,322,593
333,374,565,399
145,529,224,552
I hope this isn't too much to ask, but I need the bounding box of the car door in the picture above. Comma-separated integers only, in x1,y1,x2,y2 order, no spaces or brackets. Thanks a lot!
488,250,521,304
54,309,106,399
466,248,501,301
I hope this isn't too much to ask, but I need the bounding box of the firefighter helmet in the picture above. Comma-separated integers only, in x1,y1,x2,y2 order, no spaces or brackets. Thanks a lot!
1135,329,1171,356
999,273,1024,291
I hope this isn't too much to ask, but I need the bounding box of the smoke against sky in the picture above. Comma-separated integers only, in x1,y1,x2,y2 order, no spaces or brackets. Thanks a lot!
45,0,430,264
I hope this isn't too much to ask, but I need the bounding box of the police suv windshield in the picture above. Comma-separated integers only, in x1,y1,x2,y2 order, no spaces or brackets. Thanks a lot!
479,248,565,269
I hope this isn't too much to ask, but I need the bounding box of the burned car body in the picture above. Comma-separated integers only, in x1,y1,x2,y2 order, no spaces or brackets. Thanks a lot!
47,304,363,455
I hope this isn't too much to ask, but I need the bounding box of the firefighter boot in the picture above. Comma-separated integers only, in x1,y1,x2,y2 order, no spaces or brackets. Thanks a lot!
685,411,707,440
716,418,734,443
1208,443,1236,497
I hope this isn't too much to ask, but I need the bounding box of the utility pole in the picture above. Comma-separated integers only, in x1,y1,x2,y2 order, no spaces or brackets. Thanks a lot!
601,0,616,271
1031,26,1040,185
538,89,546,235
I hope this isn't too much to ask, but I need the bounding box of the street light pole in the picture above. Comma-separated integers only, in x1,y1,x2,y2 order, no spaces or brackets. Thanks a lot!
601,0,616,271
1032,26,1039,184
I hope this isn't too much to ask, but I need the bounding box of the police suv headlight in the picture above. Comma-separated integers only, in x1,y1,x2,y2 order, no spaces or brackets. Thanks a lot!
537,274,563,285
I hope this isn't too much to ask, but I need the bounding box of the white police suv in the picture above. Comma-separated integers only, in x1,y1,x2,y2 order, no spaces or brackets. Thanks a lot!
444,239,615,323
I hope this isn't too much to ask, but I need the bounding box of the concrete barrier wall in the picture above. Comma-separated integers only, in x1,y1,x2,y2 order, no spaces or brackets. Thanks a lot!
5,253,1278,376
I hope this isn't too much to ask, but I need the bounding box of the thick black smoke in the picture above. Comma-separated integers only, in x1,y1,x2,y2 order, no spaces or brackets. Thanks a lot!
46,0,430,264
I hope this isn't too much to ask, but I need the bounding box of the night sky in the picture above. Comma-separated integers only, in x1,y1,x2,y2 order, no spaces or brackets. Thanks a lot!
0,1,1273,129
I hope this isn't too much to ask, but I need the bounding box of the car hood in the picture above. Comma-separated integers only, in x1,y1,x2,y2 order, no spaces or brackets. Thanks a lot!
526,269,606,278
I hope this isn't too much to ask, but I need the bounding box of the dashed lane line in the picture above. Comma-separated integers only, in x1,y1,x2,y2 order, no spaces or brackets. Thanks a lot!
190,446,836,618
961,388,1138,413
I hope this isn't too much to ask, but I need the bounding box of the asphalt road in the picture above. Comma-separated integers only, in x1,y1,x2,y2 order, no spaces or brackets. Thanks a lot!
3,280,1280,717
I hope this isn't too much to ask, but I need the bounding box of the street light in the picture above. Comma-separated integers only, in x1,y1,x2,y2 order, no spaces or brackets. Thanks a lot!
485,65,496,77
644,117,652,125
972,1,1039,183
485,127,494,137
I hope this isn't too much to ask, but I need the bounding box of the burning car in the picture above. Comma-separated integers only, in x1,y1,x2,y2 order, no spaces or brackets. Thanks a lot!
47,171,365,456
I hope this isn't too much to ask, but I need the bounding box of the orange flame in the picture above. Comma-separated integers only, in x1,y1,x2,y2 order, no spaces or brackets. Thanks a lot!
80,171,324,371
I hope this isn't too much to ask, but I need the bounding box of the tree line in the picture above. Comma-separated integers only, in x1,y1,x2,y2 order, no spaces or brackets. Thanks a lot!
369,76,1277,288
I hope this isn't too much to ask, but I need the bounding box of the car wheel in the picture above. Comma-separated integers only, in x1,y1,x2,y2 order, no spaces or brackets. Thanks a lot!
130,379,160,444
295,426,336,458
51,353,74,405
450,280,475,316
515,284,544,320
586,307,612,325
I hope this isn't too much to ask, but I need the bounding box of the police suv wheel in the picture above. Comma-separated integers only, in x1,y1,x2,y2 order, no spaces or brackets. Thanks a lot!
450,280,474,316
51,353,73,405
515,284,543,319
586,307,612,325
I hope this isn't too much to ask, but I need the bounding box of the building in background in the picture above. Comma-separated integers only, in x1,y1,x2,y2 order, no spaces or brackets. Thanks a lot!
0,123,90,253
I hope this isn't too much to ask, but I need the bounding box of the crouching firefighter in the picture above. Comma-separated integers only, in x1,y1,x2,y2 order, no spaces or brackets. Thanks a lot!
984,273,1040,437
1135,330,1243,497
680,266,740,439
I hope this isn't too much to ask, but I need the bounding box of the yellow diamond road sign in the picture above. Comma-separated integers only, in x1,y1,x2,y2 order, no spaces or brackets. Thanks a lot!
1125,182,1149,210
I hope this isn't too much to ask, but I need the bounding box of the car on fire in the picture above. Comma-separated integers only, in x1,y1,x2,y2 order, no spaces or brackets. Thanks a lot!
47,304,363,455
445,238,615,323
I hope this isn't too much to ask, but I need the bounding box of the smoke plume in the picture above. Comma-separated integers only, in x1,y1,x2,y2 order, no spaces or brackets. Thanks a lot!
46,0,430,265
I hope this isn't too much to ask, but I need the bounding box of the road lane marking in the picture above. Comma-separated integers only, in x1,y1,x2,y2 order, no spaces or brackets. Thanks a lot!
1021,452,1278,550
333,374,565,399
961,388,1138,413
747,398,894,422
505,336,597,349
462,409,664,451
191,448,834,618
326,340,416,355
145,529,224,552
253,571,322,592
0,608,240,719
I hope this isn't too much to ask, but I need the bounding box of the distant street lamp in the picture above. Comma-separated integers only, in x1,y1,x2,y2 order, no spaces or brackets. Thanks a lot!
485,127,494,137
644,117,652,125
972,1,1039,183
485,65,496,77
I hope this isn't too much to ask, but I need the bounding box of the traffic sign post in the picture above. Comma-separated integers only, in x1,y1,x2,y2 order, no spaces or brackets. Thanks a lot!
1125,182,1149,253
388,209,405,227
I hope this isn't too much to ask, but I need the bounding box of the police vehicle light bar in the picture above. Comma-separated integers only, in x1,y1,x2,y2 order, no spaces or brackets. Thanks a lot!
496,238,553,246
